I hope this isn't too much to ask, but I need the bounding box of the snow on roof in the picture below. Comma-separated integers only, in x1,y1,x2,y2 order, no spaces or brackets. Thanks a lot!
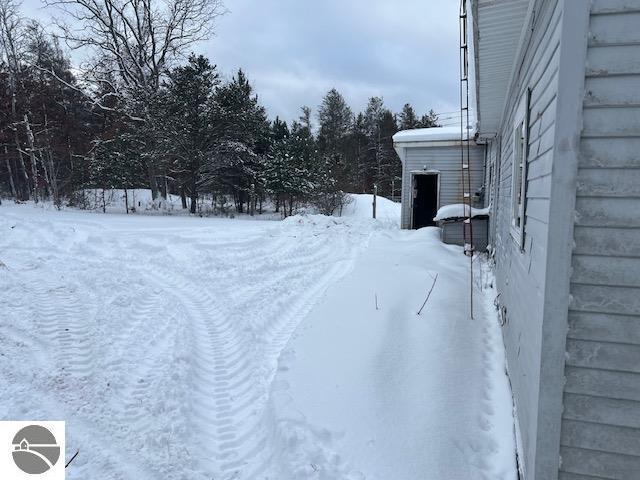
392,126,473,143
433,203,490,221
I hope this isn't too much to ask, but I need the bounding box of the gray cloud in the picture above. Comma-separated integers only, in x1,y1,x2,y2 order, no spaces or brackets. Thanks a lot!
23,0,460,124
202,0,460,124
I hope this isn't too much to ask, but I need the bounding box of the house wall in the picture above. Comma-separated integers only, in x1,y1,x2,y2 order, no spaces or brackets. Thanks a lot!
399,143,484,229
559,1,640,478
485,0,564,477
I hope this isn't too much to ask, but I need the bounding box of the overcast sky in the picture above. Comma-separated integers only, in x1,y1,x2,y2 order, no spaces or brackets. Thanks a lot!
24,0,460,125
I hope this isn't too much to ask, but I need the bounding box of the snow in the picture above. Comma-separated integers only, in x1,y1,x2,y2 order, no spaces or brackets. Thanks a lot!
73,188,184,212
70,190,398,223
0,202,515,480
340,194,400,224
393,126,473,143
434,203,491,221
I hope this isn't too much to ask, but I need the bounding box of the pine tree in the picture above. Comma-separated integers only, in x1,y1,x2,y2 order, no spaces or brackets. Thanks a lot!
399,103,420,130
204,69,270,214
363,97,398,196
419,109,440,128
317,88,353,191
89,131,146,212
270,116,289,142
155,54,219,213
345,112,368,192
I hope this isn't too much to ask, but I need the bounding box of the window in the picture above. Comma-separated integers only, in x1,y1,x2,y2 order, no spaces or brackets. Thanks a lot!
511,89,530,248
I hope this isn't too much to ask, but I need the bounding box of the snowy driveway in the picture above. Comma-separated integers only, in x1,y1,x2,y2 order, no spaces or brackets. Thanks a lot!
0,204,515,479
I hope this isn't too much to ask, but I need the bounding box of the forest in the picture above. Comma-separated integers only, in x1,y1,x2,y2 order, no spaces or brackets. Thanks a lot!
0,0,440,216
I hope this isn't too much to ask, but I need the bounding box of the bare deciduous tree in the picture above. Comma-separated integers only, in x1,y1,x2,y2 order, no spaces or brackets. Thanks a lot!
0,0,31,200
48,0,224,92
45,0,225,199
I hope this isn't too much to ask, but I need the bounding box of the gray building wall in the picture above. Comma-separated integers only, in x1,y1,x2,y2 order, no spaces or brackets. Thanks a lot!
398,142,484,229
559,1,640,478
440,217,489,251
485,0,565,477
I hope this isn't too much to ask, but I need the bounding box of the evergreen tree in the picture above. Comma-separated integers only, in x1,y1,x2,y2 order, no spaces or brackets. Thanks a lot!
155,54,219,213
363,97,398,196
204,69,270,213
270,116,289,142
419,109,440,128
345,112,368,192
317,88,353,191
399,103,420,130
89,131,146,212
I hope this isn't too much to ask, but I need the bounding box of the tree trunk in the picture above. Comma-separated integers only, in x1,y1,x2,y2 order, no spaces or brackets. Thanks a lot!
248,184,254,216
180,185,187,209
124,188,129,213
237,190,244,213
189,175,197,214
147,163,159,200
4,147,17,198
23,115,39,203
46,151,59,206
13,130,29,201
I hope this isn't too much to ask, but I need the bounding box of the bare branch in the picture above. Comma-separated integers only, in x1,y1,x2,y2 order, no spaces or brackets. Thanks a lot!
45,0,225,95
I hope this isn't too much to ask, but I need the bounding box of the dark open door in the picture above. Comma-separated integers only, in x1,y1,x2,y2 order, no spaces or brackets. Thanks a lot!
412,174,439,229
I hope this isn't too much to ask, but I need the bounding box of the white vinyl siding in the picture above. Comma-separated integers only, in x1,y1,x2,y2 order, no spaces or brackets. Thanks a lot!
559,1,640,478
399,143,484,229
487,0,561,477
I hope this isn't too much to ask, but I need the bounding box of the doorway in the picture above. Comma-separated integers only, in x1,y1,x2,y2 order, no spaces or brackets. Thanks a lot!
411,173,439,229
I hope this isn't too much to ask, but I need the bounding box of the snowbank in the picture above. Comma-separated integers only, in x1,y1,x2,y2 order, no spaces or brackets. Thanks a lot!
271,224,517,479
282,194,400,231
341,193,400,221
71,188,182,212
434,203,490,221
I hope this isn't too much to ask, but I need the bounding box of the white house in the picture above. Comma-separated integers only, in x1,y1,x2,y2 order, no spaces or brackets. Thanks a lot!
397,1,640,479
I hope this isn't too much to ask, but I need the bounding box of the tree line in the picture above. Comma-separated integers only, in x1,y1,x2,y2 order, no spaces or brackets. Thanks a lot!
0,0,439,216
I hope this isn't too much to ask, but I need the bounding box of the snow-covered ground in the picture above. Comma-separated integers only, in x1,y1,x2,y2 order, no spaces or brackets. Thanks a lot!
0,196,515,480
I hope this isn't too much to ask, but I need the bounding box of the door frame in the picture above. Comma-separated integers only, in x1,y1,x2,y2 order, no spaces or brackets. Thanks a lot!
410,170,441,229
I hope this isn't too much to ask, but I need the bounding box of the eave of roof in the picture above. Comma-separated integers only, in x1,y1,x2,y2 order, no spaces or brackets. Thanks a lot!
471,0,530,137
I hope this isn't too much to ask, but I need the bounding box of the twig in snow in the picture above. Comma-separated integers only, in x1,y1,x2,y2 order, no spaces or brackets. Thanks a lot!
417,274,439,315
375,293,379,310
65,449,79,468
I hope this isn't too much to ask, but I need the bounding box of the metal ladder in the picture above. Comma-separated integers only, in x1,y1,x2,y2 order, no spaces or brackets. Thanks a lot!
459,0,474,318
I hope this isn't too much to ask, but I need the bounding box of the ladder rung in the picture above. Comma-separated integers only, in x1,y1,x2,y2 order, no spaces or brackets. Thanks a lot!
462,164,469,169
464,218,471,224
463,193,470,198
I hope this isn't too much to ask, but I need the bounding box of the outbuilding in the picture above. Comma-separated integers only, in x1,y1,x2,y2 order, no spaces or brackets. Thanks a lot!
392,126,485,231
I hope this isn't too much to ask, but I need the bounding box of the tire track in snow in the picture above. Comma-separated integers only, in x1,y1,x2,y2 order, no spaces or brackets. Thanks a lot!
30,280,96,378
132,224,363,479
225,250,358,479
1,207,372,480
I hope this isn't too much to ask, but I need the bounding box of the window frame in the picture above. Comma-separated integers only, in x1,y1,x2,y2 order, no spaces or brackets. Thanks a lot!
510,89,531,249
